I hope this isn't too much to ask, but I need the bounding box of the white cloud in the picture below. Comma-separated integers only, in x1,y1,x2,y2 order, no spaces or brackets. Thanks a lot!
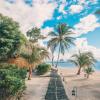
41,27,54,37
70,5,83,14
74,38,100,61
58,3,67,14
37,27,54,48
73,14,100,37
51,38,100,61
0,0,57,33
57,15,62,20
78,0,98,5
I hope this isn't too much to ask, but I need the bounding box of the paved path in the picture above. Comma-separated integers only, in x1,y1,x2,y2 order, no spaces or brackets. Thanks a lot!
45,71,69,100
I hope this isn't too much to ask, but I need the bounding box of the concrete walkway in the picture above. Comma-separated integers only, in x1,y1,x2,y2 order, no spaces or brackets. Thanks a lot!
45,71,69,100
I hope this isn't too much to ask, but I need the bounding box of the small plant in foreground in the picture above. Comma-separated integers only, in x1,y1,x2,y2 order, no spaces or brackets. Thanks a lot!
84,67,94,78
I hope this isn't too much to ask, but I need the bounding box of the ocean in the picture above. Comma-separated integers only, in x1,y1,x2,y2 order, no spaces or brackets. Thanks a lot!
47,61,100,71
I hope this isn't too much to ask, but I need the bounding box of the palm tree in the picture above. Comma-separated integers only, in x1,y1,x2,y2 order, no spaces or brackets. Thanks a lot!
69,51,96,75
25,27,48,79
21,46,49,80
84,67,94,78
47,23,74,68
95,9,100,15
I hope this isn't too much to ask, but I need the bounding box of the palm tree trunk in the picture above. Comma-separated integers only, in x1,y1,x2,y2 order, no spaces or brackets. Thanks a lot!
55,46,60,68
77,67,81,75
28,66,32,80
52,52,54,66
87,74,89,78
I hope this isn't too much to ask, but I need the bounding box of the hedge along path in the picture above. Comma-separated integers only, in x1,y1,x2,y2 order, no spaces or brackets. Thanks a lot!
45,70,69,100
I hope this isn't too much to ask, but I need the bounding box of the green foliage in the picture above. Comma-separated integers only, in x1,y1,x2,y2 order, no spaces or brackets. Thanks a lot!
84,67,94,78
27,27,41,42
69,51,96,68
0,14,26,60
36,63,51,75
95,9,100,14
0,63,27,99
47,23,74,67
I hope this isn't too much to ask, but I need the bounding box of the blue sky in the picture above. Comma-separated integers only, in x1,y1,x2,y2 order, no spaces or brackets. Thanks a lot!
0,0,100,60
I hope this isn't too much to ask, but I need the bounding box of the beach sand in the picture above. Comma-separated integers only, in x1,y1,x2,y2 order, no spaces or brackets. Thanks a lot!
58,67,100,100
22,72,50,100
22,68,100,100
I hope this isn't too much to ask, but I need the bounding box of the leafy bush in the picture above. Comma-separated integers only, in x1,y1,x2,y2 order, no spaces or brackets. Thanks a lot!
36,63,51,75
0,63,27,100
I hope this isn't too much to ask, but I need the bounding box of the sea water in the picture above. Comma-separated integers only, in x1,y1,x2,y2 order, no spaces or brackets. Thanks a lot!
47,61,100,70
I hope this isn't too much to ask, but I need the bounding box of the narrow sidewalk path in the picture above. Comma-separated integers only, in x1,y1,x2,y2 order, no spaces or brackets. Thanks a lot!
45,70,69,100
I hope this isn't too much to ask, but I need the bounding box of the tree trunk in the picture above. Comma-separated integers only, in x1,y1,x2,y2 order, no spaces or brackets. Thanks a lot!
51,52,54,66
28,67,32,80
87,74,89,78
77,67,81,75
55,46,61,68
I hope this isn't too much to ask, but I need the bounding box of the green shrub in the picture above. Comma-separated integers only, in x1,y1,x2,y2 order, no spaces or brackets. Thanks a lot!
36,63,51,75
0,63,27,100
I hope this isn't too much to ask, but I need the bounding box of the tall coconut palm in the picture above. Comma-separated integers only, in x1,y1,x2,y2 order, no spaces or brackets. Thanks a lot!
21,46,49,80
47,23,74,68
69,51,96,75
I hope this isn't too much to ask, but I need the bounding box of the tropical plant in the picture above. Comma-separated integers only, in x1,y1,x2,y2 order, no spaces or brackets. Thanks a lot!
69,51,96,75
95,9,100,15
26,27,48,79
84,67,94,78
47,23,74,67
0,63,27,100
27,27,44,42
21,46,49,80
36,63,51,75
0,14,26,61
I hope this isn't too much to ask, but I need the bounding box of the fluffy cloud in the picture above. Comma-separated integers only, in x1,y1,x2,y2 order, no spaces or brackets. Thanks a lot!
41,27,54,37
58,3,67,14
57,15,62,20
0,0,57,33
70,5,83,14
74,38,100,61
52,38,100,61
73,14,100,37
78,0,98,5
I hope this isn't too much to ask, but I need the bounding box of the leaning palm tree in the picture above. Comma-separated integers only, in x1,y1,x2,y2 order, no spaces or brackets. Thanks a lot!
21,46,49,80
47,23,74,68
69,51,96,75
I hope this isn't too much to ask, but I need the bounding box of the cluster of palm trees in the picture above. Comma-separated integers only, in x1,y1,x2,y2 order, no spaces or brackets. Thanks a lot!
47,23,96,78
69,51,96,77
23,23,96,79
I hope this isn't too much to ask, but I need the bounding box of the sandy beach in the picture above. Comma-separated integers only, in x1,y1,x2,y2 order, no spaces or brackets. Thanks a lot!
22,73,50,100
58,67,100,100
22,67,100,100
